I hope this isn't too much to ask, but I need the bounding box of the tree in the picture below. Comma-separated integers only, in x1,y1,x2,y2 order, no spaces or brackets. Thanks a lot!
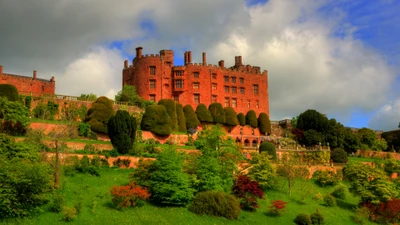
208,103,225,124
115,85,152,108
232,175,264,210
85,96,114,134
258,112,271,135
0,84,19,102
248,152,277,190
183,104,200,129
259,142,277,160
224,107,239,128
78,93,97,101
296,109,328,133
330,148,348,163
176,103,187,132
302,129,323,146
357,127,377,149
382,130,400,152
372,138,388,151
158,99,178,131
0,97,30,135
108,110,137,154
343,127,360,152
195,104,213,123
245,110,257,128
141,105,172,136
237,113,246,126
291,116,298,128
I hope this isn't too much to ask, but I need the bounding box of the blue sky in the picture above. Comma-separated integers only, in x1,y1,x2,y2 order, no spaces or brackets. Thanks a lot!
0,0,399,130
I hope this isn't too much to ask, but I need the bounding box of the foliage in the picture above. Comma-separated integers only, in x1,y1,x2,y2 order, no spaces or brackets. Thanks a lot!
49,192,64,213
310,211,325,225
330,148,348,163
189,191,241,220
331,184,348,200
382,130,400,152
291,116,298,128
176,103,187,132
108,110,137,154
363,198,400,224
353,206,371,225
141,105,172,136
302,129,323,146
294,213,312,225
312,170,342,187
115,85,152,108
85,96,114,134
268,200,288,216
237,113,246,126
208,103,225,124
183,104,200,129
24,96,32,109
78,123,91,137
296,109,328,133
259,142,276,160
344,162,398,204
61,207,77,222
130,159,155,188
245,110,257,128
383,159,400,175
232,175,264,210
0,97,30,134
324,194,337,207
343,128,361,152
112,158,131,168
61,102,87,122
158,99,178,131
65,155,100,176
194,155,224,192
0,84,19,101
110,182,151,209
258,112,271,134
302,151,330,165
78,93,97,101
248,152,277,190
372,138,388,151
195,103,213,123
357,127,377,149
224,107,239,127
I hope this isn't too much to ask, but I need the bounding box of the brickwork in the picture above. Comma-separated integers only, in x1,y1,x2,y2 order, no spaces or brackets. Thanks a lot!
0,65,55,96
123,47,269,116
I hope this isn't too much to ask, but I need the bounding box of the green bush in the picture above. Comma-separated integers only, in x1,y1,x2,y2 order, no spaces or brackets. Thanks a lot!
245,110,258,128
158,99,178,131
176,103,187,132
183,104,200,129
383,159,400,175
61,207,77,222
312,170,342,187
141,105,172,136
259,142,277,160
0,84,19,101
78,123,91,137
108,110,137,154
224,107,239,127
258,112,271,134
195,103,213,123
24,96,32,109
189,191,241,220
294,213,312,225
331,184,348,200
85,96,114,134
330,148,348,163
91,156,101,167
208,103,225,124
310,211,325,225
237,113,246,126
49,193,64,213
323,194,336,207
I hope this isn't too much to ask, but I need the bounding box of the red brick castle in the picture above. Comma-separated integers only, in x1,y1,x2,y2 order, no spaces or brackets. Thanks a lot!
122,47,269,116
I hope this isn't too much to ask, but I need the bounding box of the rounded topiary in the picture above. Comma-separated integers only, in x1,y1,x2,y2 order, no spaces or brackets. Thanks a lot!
0,84,19,102
224,107,239,127
259,142,277,160
189,191,241,220
310,211,325,225
176,103,187,132
330,148,348,163
208,103,225,124
195,104,213,123
140,105,172,136
245,110,258,128
294,213,312,225
237,113,246,126
158,99,178,131
323,194,336,207
331,184,348,200
183,105,200,129
258,112,271,135
108,110,137,154
85,96,114,134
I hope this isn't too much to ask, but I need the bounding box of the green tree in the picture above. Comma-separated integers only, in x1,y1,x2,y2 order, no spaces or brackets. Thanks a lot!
208,103,225,124
0,97,30,135
85,96,114,134
357,127,377,149
302,129,323,146
195,104,213,123
158,99,178,131
140,105,172,136
148,146,194,206
245,110,258,128
108,110,137,154
0,84,19,102
224,107,239,128
343,128,360,152
297,109,328,133
259,142,277,160
115,85,152,108
248,152,277,190
330,148,348,163
237,113,246,126
291,116,298,128
258,112,271,134
372,138,388,151
176,103,187,132
381,130,400,152
183,104,200,129
78,93,97,101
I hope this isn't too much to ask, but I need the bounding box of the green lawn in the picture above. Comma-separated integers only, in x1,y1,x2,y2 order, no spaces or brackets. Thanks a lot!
1,167,376,225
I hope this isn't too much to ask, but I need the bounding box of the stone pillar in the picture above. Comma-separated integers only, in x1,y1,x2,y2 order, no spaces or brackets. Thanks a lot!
202,52,207,65
188,51,192,63
33,70,37,79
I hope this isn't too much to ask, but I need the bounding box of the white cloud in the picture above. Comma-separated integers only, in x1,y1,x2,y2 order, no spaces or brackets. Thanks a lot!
368,99,400,131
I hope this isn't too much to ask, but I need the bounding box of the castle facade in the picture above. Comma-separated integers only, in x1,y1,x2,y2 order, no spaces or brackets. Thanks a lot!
122,47,269,116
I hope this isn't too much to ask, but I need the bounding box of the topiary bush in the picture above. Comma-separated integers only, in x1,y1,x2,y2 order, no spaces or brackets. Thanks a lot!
189,191,241,220
324,194,336,207
108,110,137,154
141,105,172,136
310,211,325,225
259,142,277,160
85,96,114,134
330,148,348,163
0,84,19,101
195,104,213,123
224,107,239,127
237,113,246,126
294,213,312,225
183,104,200,129
158,99,178,131
209,103,225,124
331,183,348,200
176,103,187,132
245,110,258,128
258,112,271,135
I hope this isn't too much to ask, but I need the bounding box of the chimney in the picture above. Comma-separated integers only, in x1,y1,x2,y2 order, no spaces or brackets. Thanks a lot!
124,60,128,69
136,47,143,58
33,70,37,79
234,56,239,66
202,52,207,65
246,65,251,71
218,60,225,68
51,76,55,82
188,51,192,64
0,65,3,75
184,51,188,64
238,56,242,66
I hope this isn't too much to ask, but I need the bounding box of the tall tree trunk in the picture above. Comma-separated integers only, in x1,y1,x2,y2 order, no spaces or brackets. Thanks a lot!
55,139,60,189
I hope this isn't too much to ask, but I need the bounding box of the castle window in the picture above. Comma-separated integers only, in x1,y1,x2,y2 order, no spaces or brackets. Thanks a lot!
240,78,244,84
149,94,156,102
193,72,199,78
175,80,184,89
240,87,245,94
231,77,236,83
150,66,156,75
224,76,229,82
253,85,259,94
175,71,184,77
212,83,217,90
174,95,179,102
212,95,217,103
149,80,156,89
247,100,250,108
232,98,237,108
194,94,200,103
225,98,230,107
212,73,217,79
232,86,237,93
224,86,229,93
42,86,45,92
193,82,200,89
256,100,259,108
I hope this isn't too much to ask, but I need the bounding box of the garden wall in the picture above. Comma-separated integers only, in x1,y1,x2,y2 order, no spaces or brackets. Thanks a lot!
356,150,400,160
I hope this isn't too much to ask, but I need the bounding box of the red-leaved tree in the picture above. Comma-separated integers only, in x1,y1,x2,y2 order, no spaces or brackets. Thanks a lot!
364,198,400,224
110,182,151,208
232,175,264,210
268,200,288,216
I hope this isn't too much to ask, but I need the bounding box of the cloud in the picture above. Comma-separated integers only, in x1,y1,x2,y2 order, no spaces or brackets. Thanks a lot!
368,99,400,131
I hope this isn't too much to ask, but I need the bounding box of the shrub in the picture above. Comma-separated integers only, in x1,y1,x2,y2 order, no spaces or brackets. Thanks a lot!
364,198,400,224
113,158,131,168
91,156,101,167
310,211,325,225
49,193,64,213
294,213,312,225
268,200,288,216
353,206,370,224
78,123,91,137
248,152,277,190
189,191,241,220
324,194,336,207
245,110,258,128
141,105,172,136
195,103,213,123
158,99,178,131
259,142,276,160
224,107,239,127
237,113,246,126
24,96,32,109
85,96,114,134
110,182,151,209
232,175,264,210
258,112,271,134
108,110,137,154
383,159,400,176
183,104,200,129
176,103,187,132
89,131,98,140
208,103,225,124
0,84,19,101
312,170,342,187
331,184,348,200
330,148,348,163
61,207,77,222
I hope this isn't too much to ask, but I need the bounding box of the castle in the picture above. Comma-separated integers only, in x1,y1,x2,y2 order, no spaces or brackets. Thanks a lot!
122,47,269,116
0,65,55,96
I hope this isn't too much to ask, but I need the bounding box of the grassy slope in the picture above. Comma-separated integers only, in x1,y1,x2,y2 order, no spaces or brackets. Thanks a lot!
2,167,376,225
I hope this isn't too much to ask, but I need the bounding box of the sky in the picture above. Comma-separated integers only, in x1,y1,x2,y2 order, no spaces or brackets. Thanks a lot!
0,0,399,131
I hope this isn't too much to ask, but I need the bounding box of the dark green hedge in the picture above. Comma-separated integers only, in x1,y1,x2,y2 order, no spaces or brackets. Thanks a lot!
85,96,114,134
209,103,225,124
0,84,19,102
237,113,246,126
196,104,213,123
158,99,178,131
258,112,271,135
176,103,187,132
108,110,136,154
224,107,239,127
245,110,257,128
183,105,200,129
140,105,172,136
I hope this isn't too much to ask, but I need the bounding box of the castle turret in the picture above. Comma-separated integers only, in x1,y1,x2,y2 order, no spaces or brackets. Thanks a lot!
202,52,207,65
0,65,3,75
124,60,128,69
33,70,37,79
136,47,143,58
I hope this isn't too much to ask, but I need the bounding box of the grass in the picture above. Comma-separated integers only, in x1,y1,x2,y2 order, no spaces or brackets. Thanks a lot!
30,118,77,125
66,139,111,145
1,168,377,225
